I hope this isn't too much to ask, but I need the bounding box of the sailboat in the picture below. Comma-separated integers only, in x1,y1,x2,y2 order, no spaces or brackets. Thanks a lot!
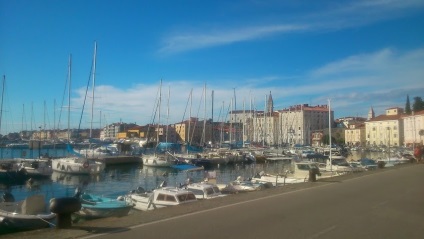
51,53,105,175
142,80,176,167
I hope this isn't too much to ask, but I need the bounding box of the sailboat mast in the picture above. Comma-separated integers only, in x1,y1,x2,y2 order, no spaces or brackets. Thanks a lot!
90,41,97,138
211,90,214,145
328,99,332,171
166,85,170,143
203,83,206,145
157,79,162,144
0,75,5,135
243,98,245,148
67,55,72,142
189,89,192,144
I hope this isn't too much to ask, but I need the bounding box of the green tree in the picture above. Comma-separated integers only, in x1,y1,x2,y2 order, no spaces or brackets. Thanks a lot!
413,96,424,112
322,134,336,145
405,95,411,115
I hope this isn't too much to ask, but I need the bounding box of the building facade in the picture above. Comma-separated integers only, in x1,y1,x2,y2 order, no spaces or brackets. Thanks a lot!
402,110,424,147
345,123,366,146
173,118,212,145
365,107,404,147
278,104,332,146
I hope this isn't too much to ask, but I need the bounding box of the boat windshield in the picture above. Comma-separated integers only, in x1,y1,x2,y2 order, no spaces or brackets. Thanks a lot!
297,164,312,170
177,193,196,202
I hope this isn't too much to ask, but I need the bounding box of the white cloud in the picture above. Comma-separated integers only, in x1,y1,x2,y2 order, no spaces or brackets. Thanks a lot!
158,0,424,54
159,24,308,54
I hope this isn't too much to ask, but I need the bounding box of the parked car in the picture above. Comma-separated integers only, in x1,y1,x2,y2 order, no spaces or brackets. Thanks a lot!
359,158,378,170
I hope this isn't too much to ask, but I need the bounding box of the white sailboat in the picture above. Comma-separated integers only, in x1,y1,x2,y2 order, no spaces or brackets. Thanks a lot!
143,80,176,167
52,51,105,175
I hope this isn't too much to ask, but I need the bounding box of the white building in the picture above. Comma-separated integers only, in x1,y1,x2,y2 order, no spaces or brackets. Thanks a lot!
403,110,424,147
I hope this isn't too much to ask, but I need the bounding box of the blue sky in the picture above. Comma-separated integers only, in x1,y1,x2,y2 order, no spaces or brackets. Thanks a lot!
1,0,424,134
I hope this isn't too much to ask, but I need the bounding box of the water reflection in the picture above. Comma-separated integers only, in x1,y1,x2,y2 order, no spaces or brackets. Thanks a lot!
51,171,101,187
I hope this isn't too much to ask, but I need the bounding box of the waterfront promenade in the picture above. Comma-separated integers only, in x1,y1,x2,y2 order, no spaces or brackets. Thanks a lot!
2,163,423,239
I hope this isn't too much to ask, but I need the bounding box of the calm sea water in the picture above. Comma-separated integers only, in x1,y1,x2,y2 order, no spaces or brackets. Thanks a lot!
0,148,383,203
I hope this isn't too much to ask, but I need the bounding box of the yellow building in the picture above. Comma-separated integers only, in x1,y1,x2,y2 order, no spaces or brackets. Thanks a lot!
173,118,212,145
345,123,366,146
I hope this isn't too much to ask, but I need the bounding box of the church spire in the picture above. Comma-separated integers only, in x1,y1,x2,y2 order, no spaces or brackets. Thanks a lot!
267,91,274,113
368,106,375,120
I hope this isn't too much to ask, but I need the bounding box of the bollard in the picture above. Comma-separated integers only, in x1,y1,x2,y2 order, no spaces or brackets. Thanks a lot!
49,197,81,229
309,168,317,182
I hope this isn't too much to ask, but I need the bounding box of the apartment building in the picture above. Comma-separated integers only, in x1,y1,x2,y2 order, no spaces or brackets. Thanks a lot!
278,104,332,146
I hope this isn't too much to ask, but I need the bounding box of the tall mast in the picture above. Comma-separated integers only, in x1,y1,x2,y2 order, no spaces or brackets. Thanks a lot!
22,104,25,137
203,83,206,145
189,89,192,144
243,98,245,148
53,100,56,140
328,99,332,172
68,55,72,142
0,75,5,135
211,90,214,145
43,100,46,140
157,79,162,144
166,85,170,143
90,41,97,138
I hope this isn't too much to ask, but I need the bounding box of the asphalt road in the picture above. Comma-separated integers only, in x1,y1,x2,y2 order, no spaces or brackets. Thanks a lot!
4,164,424,239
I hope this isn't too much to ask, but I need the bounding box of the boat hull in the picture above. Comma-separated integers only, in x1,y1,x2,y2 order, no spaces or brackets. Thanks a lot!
52,157,105,175
0,212,56,232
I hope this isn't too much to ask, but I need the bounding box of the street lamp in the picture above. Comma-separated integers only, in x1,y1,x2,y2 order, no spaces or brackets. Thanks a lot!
386,126,395,167
386,127,390,160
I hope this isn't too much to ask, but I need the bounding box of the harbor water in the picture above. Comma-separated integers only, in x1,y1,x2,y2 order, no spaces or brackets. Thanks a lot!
0,148,386,204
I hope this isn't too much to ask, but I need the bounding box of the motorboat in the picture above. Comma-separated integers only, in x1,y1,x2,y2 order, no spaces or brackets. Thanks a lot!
52,157,105,175
252,171,307,186
182,180,225,199
78,144,118,158
0,160,27,182
254,161,326,184
122,184,197,211
319,159,354,175
73,189,133,219
16,158,53,178
142,153,176,167
0,193,55,233
220,176,269,193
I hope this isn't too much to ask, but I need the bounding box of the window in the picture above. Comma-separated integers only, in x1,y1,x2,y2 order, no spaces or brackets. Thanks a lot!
166,195,176,202
156,194,165,201
177,193,196,202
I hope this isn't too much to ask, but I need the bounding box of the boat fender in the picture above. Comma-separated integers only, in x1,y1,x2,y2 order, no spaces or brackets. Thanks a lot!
49,197,81,214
